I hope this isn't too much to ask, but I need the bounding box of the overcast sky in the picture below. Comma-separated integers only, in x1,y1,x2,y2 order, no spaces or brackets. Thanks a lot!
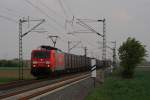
0,0,150,60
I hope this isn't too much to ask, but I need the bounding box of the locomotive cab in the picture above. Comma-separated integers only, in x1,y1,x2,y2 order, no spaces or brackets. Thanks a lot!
31,45,65,78
31,46,57,77
31,50,51,68
31,49,52,77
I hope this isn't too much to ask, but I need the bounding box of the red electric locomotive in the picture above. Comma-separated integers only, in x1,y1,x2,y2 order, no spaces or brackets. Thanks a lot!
31,45,110,78
31,45,65,77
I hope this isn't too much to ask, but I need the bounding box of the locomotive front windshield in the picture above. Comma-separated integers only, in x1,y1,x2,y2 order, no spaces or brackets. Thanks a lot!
33,51,50,58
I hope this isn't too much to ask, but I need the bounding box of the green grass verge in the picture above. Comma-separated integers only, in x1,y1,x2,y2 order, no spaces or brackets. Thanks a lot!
0,77,36,84
0,77,18,84
86,69,150,100
0,67,30,70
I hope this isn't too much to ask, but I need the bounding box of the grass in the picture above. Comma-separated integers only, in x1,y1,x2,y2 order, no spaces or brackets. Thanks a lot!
0,67,35,84
0,77,36,84
86,68,150,100
0,67,30,70
0,77,18,84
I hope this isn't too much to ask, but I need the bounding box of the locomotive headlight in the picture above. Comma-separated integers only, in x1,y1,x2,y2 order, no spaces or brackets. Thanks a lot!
46,61,50,64
33,61,37,64
33,65,36,67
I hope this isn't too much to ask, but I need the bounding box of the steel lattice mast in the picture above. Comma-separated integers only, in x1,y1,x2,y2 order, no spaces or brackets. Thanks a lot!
102,19,106,61
18,18,45,80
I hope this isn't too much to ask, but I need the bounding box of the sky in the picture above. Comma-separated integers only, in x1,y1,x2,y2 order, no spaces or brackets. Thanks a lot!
0,0,150,60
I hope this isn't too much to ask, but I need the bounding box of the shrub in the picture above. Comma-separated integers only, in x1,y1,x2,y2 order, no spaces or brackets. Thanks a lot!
118,37,147,78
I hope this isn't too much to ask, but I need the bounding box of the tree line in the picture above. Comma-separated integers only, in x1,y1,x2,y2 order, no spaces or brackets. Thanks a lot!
0,59,29,67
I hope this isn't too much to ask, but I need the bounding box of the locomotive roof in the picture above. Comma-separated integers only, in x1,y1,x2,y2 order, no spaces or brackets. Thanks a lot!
40,45,62,52
40,45,57,50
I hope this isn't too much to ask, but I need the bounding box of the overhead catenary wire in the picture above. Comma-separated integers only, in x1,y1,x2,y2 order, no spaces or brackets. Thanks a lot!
24,0,65,30
36,0,71,36
65,18,103,52
23,0,75,45
61,0,74,17
76,19,103,37
36,0,74,41
0,14,17,23
66,28,104,57
0,7,20,22
0,9,19,18
3,7,24,17
59,0,75,31
3,0,70,49
58,0,101,52
37,0,77,36
57,0,68,18
65,20,102,55
37,0,66,19
23,0,101,56
2,7,53,31
68,33,101,50
61,2,102,39
0,1,103,59
1,8,38,23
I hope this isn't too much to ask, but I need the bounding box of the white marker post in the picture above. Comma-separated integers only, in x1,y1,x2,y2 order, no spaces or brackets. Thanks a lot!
91,58,96,87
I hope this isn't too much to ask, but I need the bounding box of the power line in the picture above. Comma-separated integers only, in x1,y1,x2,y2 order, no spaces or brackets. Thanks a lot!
2,8,34,23
66,18,103,49
4,8,54,24
1,2,67,38
0,9,19,18
61,0,74,17
69,35,98,50
67,18,107,61
36,0,76,42
0,14,17,23
4,7,23,17
37,0,79,44
57,0,68,18
36,0,70,34
76,19,103,37
49,30,100,53
68,33,100,50
66,23,102,52
47,32,74,46
24,0,73,45
23,0,102,54
24,0,65,30
38,0,65,19
0,0,101,59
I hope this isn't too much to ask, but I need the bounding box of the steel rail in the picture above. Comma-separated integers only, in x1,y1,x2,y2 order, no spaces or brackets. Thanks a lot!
0,72,89,99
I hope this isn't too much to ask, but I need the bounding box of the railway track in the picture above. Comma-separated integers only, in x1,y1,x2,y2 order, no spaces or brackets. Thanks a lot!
0,79,43,90
0,72,90,100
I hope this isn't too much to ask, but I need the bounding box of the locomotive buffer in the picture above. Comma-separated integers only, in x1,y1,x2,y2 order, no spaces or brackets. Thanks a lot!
91,59,96,87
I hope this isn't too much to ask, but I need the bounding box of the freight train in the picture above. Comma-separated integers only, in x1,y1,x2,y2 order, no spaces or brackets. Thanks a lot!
31,45,111,78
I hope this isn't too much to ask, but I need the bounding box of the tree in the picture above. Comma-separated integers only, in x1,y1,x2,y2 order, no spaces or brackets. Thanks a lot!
118,37,147,78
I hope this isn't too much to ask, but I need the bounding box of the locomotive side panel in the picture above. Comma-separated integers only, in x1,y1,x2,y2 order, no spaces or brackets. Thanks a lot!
55,50,65,71
50,50,56,72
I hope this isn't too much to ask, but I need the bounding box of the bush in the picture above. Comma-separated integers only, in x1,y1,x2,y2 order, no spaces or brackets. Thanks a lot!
118,37,147,78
